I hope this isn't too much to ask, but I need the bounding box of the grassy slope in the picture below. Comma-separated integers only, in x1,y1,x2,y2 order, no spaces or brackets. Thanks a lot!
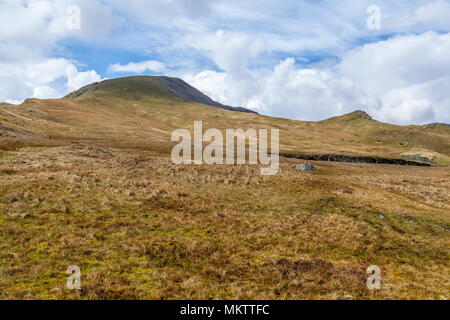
0,86,449,300
2,93,450,163
0,146,448,299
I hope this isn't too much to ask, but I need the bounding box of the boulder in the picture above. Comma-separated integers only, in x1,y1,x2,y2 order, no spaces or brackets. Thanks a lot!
296,163,316,172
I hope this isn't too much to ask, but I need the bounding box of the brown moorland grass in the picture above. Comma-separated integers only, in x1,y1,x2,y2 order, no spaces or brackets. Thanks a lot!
0,145,448,300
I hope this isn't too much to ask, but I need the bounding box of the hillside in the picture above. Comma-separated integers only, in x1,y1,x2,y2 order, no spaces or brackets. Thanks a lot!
2,77,449,164
64,76,257,114
0,76,449,300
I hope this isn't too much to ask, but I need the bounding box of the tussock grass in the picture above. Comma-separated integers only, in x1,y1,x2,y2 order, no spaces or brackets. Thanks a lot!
0,146,448,300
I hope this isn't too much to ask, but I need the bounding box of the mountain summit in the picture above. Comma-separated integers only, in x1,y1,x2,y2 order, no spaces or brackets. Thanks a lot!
320,109,375,123
64,76,257,114
347,110,373,120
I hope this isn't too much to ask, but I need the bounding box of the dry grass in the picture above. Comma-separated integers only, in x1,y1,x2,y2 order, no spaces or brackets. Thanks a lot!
2,95,449,164
0,145,448,300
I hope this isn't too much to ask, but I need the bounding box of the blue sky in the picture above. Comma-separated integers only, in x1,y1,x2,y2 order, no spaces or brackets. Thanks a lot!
1,0,450,124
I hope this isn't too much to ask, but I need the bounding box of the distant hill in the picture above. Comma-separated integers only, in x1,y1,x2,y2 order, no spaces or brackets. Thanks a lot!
319,110,375,123
64,76,257,114
424,123,450,129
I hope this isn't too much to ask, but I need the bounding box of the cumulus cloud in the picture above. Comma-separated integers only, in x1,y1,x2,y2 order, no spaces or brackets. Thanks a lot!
0,56,103,102
182,30,263,103
33,86,60,99
0,0,113,102
182,31,450,124
66,65,103,92
340,32,450,124
108,60,166,74
339,32,450,96
183,58,372,121
0,57,70,102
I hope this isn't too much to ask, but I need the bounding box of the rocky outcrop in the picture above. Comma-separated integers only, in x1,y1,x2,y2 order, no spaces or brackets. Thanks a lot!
296,163,316,171
281,153,432,167
347,110,373,120
402,155,436,165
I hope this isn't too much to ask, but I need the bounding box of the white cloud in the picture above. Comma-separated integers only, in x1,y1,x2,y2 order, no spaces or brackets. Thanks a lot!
0,0,122,48
183,70,229,104
33,86,60,99
4,99,22,105
339,32,450,96
183,58,371,120
376,77,450,124
25,58,70,85
0,57,70,102
182,30,263,104
108,60,166,74
0,0,112,103
66,65,103,92
340,31,450,124
182,31,450,125
184,31,263,76
0,56,102,102
409,0,450,30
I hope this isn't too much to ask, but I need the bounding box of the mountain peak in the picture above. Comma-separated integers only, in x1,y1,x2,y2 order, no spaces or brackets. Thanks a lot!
64,76,257,114
347,110,373,120
322,109,374,123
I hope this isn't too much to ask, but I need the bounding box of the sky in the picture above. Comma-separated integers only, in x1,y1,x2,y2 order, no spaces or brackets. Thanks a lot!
1,0,450,124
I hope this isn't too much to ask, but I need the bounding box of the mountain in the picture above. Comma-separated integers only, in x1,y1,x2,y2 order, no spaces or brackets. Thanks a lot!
64,76,257,114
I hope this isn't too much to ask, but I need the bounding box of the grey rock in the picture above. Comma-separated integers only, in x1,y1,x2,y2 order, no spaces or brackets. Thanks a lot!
296,163,316,172
349,110,373,120
402,155,436,165
281,153,432,167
